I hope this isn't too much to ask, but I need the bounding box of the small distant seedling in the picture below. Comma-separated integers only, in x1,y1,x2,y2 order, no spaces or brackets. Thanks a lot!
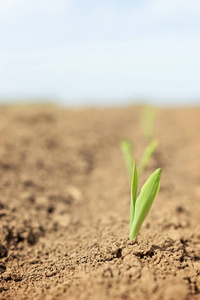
138,138,159,176
120,138,158,178
130,161,162,239
120,139,134,179
141,106,156,139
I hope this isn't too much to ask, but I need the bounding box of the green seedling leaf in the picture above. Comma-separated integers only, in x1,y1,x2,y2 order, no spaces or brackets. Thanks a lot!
130,161,138,234
130,168,162,240
138,138,159,176
120,139,133,179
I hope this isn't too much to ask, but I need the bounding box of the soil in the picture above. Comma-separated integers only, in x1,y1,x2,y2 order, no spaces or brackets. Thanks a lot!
0,104,200,300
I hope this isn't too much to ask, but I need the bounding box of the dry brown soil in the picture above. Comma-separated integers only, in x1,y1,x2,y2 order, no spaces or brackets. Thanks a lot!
0,105,200,300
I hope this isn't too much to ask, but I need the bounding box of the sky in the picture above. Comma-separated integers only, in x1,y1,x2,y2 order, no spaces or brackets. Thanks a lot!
0,0,200,106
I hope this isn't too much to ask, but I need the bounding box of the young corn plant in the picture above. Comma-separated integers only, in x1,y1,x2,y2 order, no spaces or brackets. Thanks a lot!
130,161,162,239
138,138,159,176
120,138,159,178
120,139,134,180
141,106,156,140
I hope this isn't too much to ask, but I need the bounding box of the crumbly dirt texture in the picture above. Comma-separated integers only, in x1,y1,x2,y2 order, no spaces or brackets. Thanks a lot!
0,105,200,300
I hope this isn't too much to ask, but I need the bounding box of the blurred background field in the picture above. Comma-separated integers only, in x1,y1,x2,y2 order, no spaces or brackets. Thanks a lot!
0,0,200,107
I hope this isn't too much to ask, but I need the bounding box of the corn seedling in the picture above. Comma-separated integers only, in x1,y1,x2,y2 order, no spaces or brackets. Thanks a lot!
120,138,158,178
120,139,134,180
138,138,159,176
141,106,156,139
130,161,162,239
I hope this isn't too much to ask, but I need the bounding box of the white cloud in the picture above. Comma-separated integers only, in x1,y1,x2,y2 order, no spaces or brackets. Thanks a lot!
0,0,20,14
0,0,72,20
88,0,200,25
149,0,200,15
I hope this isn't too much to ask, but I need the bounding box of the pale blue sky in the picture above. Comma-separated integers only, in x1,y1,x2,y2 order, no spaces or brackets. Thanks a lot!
0,0,200,106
